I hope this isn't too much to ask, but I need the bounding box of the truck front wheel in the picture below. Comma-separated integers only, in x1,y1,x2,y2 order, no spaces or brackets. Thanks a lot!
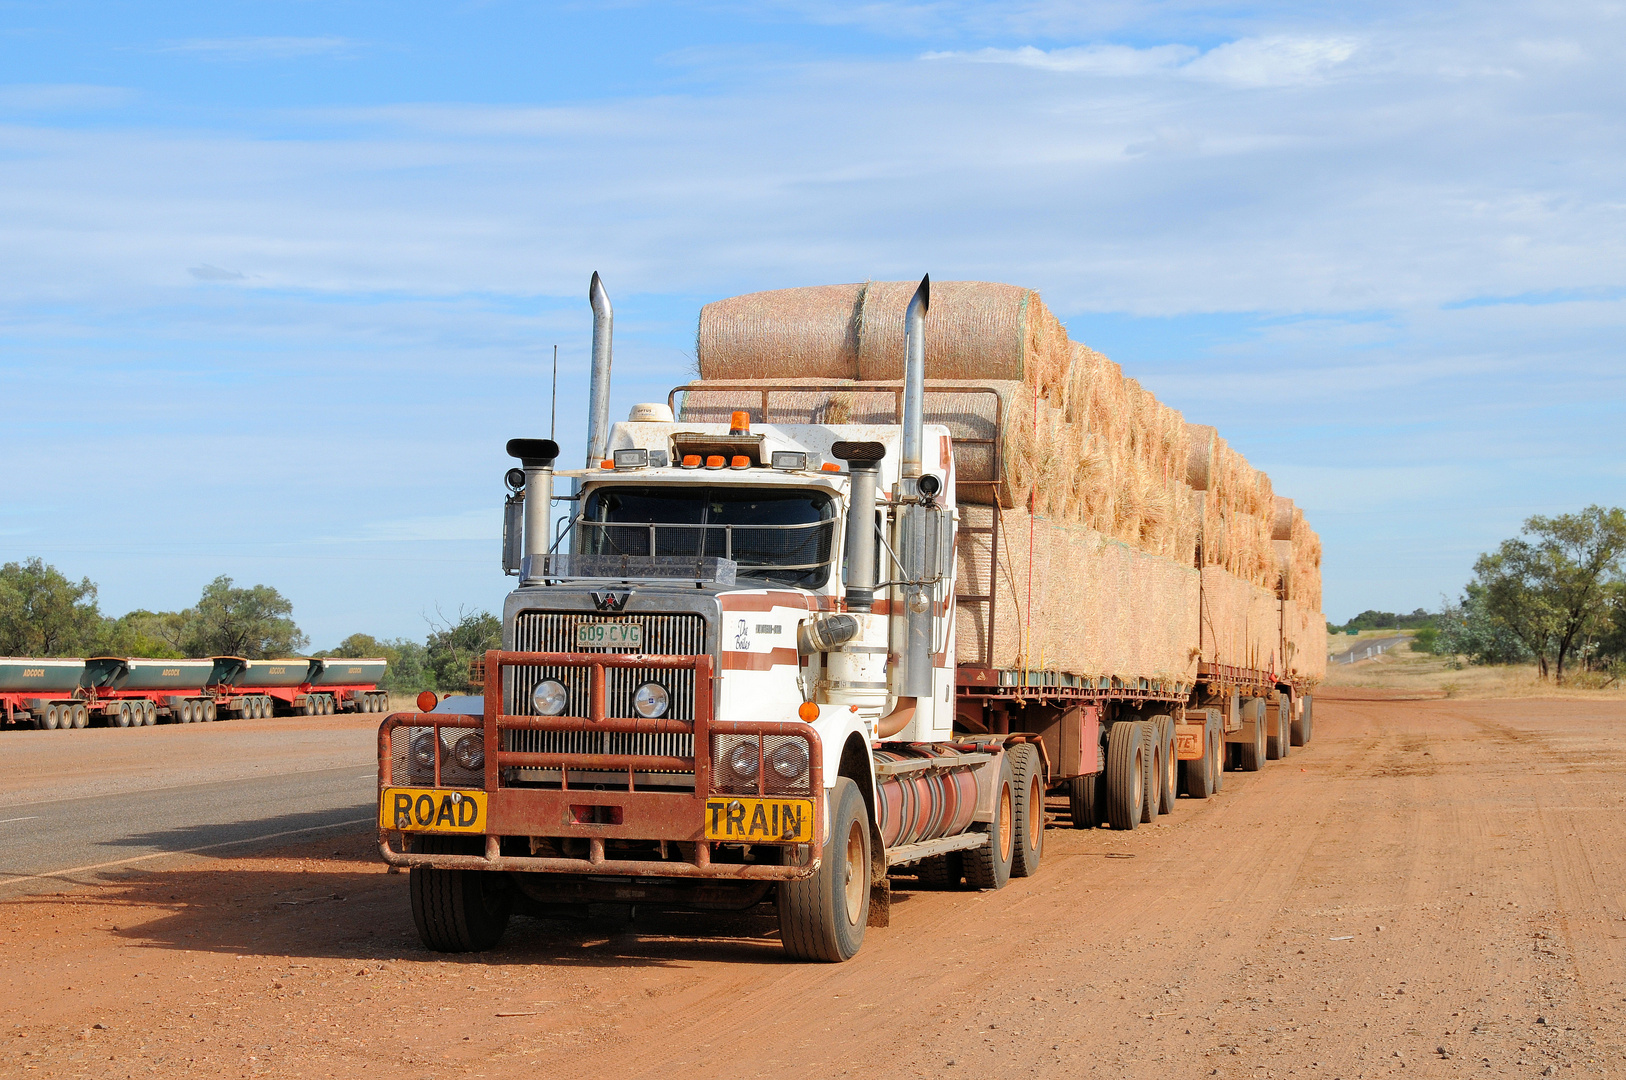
778,777,869,962
409,836,512,953
1009,743,1045,878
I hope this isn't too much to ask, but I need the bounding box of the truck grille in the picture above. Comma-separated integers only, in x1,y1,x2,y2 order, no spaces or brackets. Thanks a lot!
505,611,706,765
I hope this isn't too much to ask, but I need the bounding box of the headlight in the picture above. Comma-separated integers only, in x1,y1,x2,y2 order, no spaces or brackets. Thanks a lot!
411,732,438,769
531,678,568,716
769,740,809,781
453,733,485,771
633,681,670,719
725,740,760,782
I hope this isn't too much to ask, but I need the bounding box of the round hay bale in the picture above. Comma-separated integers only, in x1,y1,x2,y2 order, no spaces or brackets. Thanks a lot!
1185,424,1217,491
697,283,865,380
1272,496,1296,542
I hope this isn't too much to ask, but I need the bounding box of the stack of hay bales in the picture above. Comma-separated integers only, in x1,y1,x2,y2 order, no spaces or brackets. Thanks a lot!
1273,497,1327,682
684,279,1322,687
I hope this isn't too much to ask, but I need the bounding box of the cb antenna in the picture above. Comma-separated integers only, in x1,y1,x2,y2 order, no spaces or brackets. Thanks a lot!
550,344,559,441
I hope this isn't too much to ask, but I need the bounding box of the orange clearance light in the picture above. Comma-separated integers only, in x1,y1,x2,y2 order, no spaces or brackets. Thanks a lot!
705,454,726,469
600,459,614,469
730,455,749,469
681,454,702,469
797,701,819,722
821,462,841,472
730,410,751,435
416,690,438,713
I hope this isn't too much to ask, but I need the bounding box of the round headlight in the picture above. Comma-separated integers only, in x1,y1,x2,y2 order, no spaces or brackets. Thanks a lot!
453,733,485,771
769,740,809,781
633,681,670,719
725,740,760,782
411,731,438,769
531,678,568,716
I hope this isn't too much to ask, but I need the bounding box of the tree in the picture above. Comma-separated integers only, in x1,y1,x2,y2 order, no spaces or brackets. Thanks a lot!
425,610,501,693
0,558,102,656
181,576,308,658
316,632,432,693
1435,587,1532,666
92,612,185,659
1471,506,1626,683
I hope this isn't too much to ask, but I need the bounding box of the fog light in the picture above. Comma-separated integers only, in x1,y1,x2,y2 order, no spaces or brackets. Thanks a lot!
531,678,568,716
769,740,809,782
453,733,485,770
633,681,670,719
725,740,760,782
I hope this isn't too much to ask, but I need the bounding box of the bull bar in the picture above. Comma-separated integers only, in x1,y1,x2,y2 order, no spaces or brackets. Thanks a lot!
378,649,824,880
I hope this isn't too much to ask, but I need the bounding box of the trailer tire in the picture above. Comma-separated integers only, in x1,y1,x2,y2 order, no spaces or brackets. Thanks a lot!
1139,721,1161,823
409,835,512,953
205,700,218,722
1068,772,1102,829
778,776,870,961
1292,695,1313,746
112,703,130,728
1152,715,1177,815
1182,716,1213,800
1235,698,1265,772
964,751,1016,890
1104,722,1144,831
1266,698,1289,760
1208,723,1223,792
73,704,88,728
915,852,962,889
1009,743,1045,878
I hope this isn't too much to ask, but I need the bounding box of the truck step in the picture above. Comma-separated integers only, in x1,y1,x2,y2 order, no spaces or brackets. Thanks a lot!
884,830,989,869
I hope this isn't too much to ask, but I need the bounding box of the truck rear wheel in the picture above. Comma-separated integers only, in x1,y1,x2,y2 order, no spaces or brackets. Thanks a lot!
916,851,962,889
964,752,1015,889
1068,773,1101,829
1104,721,1144,831
1292,695,1313,746
409,836,512,953
778,776,869,961
1235,698,1265,772
1140,720,1161,823
1009,743,1044,878
1153,715,1177,815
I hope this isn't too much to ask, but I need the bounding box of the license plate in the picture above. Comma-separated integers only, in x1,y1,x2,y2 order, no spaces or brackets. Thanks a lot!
380,787,488,833
576,622,642,649
704,797,815,843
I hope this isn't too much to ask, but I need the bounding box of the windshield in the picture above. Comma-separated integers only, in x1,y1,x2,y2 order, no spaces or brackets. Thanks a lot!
577,485,837,589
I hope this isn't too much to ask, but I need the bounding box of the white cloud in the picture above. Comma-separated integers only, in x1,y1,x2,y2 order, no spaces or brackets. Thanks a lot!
927,34,1360,87
0,84,131,110
160,37,355,60
924,42,1196,75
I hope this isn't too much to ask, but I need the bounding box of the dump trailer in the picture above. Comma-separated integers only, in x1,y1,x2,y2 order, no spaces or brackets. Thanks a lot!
1,655,391,729
377,274,1324,961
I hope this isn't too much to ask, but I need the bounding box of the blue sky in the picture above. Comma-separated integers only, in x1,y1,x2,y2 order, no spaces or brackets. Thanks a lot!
2,1,1623,647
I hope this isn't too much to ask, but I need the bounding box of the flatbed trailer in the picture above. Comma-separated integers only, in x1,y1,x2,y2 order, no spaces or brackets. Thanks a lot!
377,274,1322,961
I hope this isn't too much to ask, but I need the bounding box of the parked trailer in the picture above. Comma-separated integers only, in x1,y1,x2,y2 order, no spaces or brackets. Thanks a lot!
1,654,391,729
377,274,1323,961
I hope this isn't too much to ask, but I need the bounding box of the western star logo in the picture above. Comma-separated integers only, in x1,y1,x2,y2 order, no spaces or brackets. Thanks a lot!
591,590,628,612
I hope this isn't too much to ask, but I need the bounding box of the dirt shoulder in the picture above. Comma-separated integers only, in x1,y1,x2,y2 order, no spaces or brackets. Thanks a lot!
4,692,1625,1079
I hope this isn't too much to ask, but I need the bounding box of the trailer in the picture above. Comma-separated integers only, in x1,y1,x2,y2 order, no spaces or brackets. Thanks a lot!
376,273,1324,961
1,654,391,729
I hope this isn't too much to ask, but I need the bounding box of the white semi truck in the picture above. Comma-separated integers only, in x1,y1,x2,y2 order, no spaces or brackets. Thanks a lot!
377,274,1318,961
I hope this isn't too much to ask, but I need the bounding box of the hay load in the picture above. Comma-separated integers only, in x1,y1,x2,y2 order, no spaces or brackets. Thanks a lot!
686,278,1324,687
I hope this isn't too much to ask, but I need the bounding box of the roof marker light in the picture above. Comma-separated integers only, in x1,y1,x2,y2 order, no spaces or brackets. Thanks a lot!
705,455,726,469
730,455,750,469
681,454,702,469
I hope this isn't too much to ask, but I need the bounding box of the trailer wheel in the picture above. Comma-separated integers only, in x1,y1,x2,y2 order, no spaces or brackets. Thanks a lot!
1104,722,1144,831
778,776,870,961
962,751,1014,890
1009,743,1045,878
1235,698,1266,772
205,700,218,722
915,852,963,889
1208,722,1223,792
1266,698,1289,760
1152,715,1177,815
1068,773,1102,829
1139,721,1162,823
409,835,512,953
1292,695,1313,746
1182,715,1213,800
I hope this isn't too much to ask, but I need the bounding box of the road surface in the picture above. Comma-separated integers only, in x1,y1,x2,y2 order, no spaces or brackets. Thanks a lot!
1330,633,1411,665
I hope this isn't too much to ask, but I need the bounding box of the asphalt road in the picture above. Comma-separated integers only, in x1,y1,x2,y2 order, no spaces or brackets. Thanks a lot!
1330,633,1411,665
0,763,378,900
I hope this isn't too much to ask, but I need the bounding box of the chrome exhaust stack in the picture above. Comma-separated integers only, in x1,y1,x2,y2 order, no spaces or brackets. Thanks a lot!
901,274,929,480
896,275,935,701
507,438,559,584
832,440,886,612
585,271,614,469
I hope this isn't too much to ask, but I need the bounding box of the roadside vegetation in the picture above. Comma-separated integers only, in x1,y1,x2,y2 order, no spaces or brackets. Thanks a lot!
0,558,499,695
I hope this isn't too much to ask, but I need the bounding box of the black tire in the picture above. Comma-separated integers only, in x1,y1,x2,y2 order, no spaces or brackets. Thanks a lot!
409,835,512,953
73,704,88,729
1266,698,1289,760
1292,695,1313,746
114,703,131,729
915,851,963,889
1104,721,1144,831
1068,772,1102,829
1235,698,1265,772
1009,743,1045,878
1181,717,1213,800
1208,722,1223,793
779,776,870,961
1153,715,1177,815
964,752,1015,889
1140,720,1161,823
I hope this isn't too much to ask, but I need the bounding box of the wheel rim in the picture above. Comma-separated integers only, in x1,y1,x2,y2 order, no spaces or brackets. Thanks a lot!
998,782,1014,861
1027,773,1043,848
842,819,865,925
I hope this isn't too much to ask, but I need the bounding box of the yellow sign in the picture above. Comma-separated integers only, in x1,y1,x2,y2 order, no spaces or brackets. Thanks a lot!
704,797,814,843
380,787,488,833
